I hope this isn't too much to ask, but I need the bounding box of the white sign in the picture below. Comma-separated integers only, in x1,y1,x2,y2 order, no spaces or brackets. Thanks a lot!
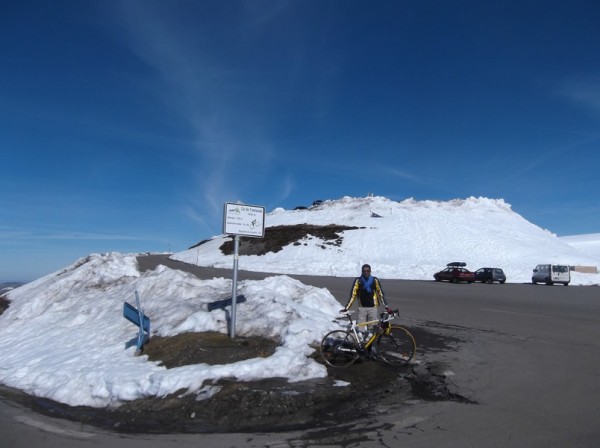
223,203,265,237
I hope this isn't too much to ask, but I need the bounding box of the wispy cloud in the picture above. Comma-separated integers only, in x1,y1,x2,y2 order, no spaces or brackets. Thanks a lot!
383,167,433,185
0,227,148,243
558,75,600,114
274,175,295,206
182,205,215,235
110,1,286,229
281,175,295,200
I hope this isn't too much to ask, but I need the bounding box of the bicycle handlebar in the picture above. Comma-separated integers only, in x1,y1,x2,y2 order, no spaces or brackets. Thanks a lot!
380,308,399,322
336,308,400,323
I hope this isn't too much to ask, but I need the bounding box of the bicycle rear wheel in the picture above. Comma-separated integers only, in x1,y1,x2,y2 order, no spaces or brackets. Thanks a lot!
375,325,416,367
320,330,360,368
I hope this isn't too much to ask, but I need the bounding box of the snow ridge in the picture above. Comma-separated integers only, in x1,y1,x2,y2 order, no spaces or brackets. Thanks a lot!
175,196,599,284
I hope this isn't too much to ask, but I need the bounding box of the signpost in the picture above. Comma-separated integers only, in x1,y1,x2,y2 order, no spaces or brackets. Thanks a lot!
123,290,150,355
223,202,265,338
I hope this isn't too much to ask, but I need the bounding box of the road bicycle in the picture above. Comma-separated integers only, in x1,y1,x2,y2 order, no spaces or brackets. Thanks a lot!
320,308,416,368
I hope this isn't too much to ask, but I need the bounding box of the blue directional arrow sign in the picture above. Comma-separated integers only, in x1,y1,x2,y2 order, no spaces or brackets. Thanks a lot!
123,290,150,354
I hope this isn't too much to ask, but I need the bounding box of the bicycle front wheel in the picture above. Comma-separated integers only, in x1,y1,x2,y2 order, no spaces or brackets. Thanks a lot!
375,325,416,367
320,330,360,368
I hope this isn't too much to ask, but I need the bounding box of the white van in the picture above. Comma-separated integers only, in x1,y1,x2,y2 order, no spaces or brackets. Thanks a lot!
531,264,570,286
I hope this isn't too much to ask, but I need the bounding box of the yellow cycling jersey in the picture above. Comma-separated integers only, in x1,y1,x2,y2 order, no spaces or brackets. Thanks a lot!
344,276,386,309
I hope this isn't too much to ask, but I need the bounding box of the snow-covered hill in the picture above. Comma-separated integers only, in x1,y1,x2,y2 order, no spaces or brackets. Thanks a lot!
173,196,600,285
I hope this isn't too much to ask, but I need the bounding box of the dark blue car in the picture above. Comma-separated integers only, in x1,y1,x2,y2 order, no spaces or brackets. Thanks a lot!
474,268,506,284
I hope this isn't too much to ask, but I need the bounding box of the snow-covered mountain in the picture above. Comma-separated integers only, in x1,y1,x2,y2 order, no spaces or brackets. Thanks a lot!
173,196,599,285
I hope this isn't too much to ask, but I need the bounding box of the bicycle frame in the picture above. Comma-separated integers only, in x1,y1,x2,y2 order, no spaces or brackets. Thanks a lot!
321,308,416,368
340,309,397,350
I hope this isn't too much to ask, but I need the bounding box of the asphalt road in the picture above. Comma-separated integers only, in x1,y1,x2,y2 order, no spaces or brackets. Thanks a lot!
2,255,599,447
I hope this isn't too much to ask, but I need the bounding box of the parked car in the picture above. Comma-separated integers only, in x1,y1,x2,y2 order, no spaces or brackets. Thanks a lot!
532,264,570,286
474,268,506,284
433,263,474,283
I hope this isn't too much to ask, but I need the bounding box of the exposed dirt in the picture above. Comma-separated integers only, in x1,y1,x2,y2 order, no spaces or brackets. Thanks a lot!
0,295,8,314
143,331,279,367
191,223,362,255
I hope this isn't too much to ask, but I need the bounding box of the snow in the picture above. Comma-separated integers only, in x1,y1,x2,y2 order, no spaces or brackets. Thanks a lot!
1,196,599,409
2,255,339,407
174,196,600,285
559,233,600,261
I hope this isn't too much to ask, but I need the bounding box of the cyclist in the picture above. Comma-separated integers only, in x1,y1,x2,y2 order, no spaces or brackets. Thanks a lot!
340,264,388,339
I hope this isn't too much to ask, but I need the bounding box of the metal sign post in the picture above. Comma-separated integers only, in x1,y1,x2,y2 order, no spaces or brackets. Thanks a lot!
223,202,265,338
231,234,240,338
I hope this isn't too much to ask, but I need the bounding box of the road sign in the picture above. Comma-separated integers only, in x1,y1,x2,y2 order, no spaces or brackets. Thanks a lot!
222,202,265,338
223,203,265,237
123,290,150,355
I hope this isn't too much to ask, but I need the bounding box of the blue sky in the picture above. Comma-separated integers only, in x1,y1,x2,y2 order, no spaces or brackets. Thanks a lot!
2,0,599,282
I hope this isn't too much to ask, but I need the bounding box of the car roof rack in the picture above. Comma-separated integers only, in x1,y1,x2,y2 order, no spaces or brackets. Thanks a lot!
447,262,467,267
